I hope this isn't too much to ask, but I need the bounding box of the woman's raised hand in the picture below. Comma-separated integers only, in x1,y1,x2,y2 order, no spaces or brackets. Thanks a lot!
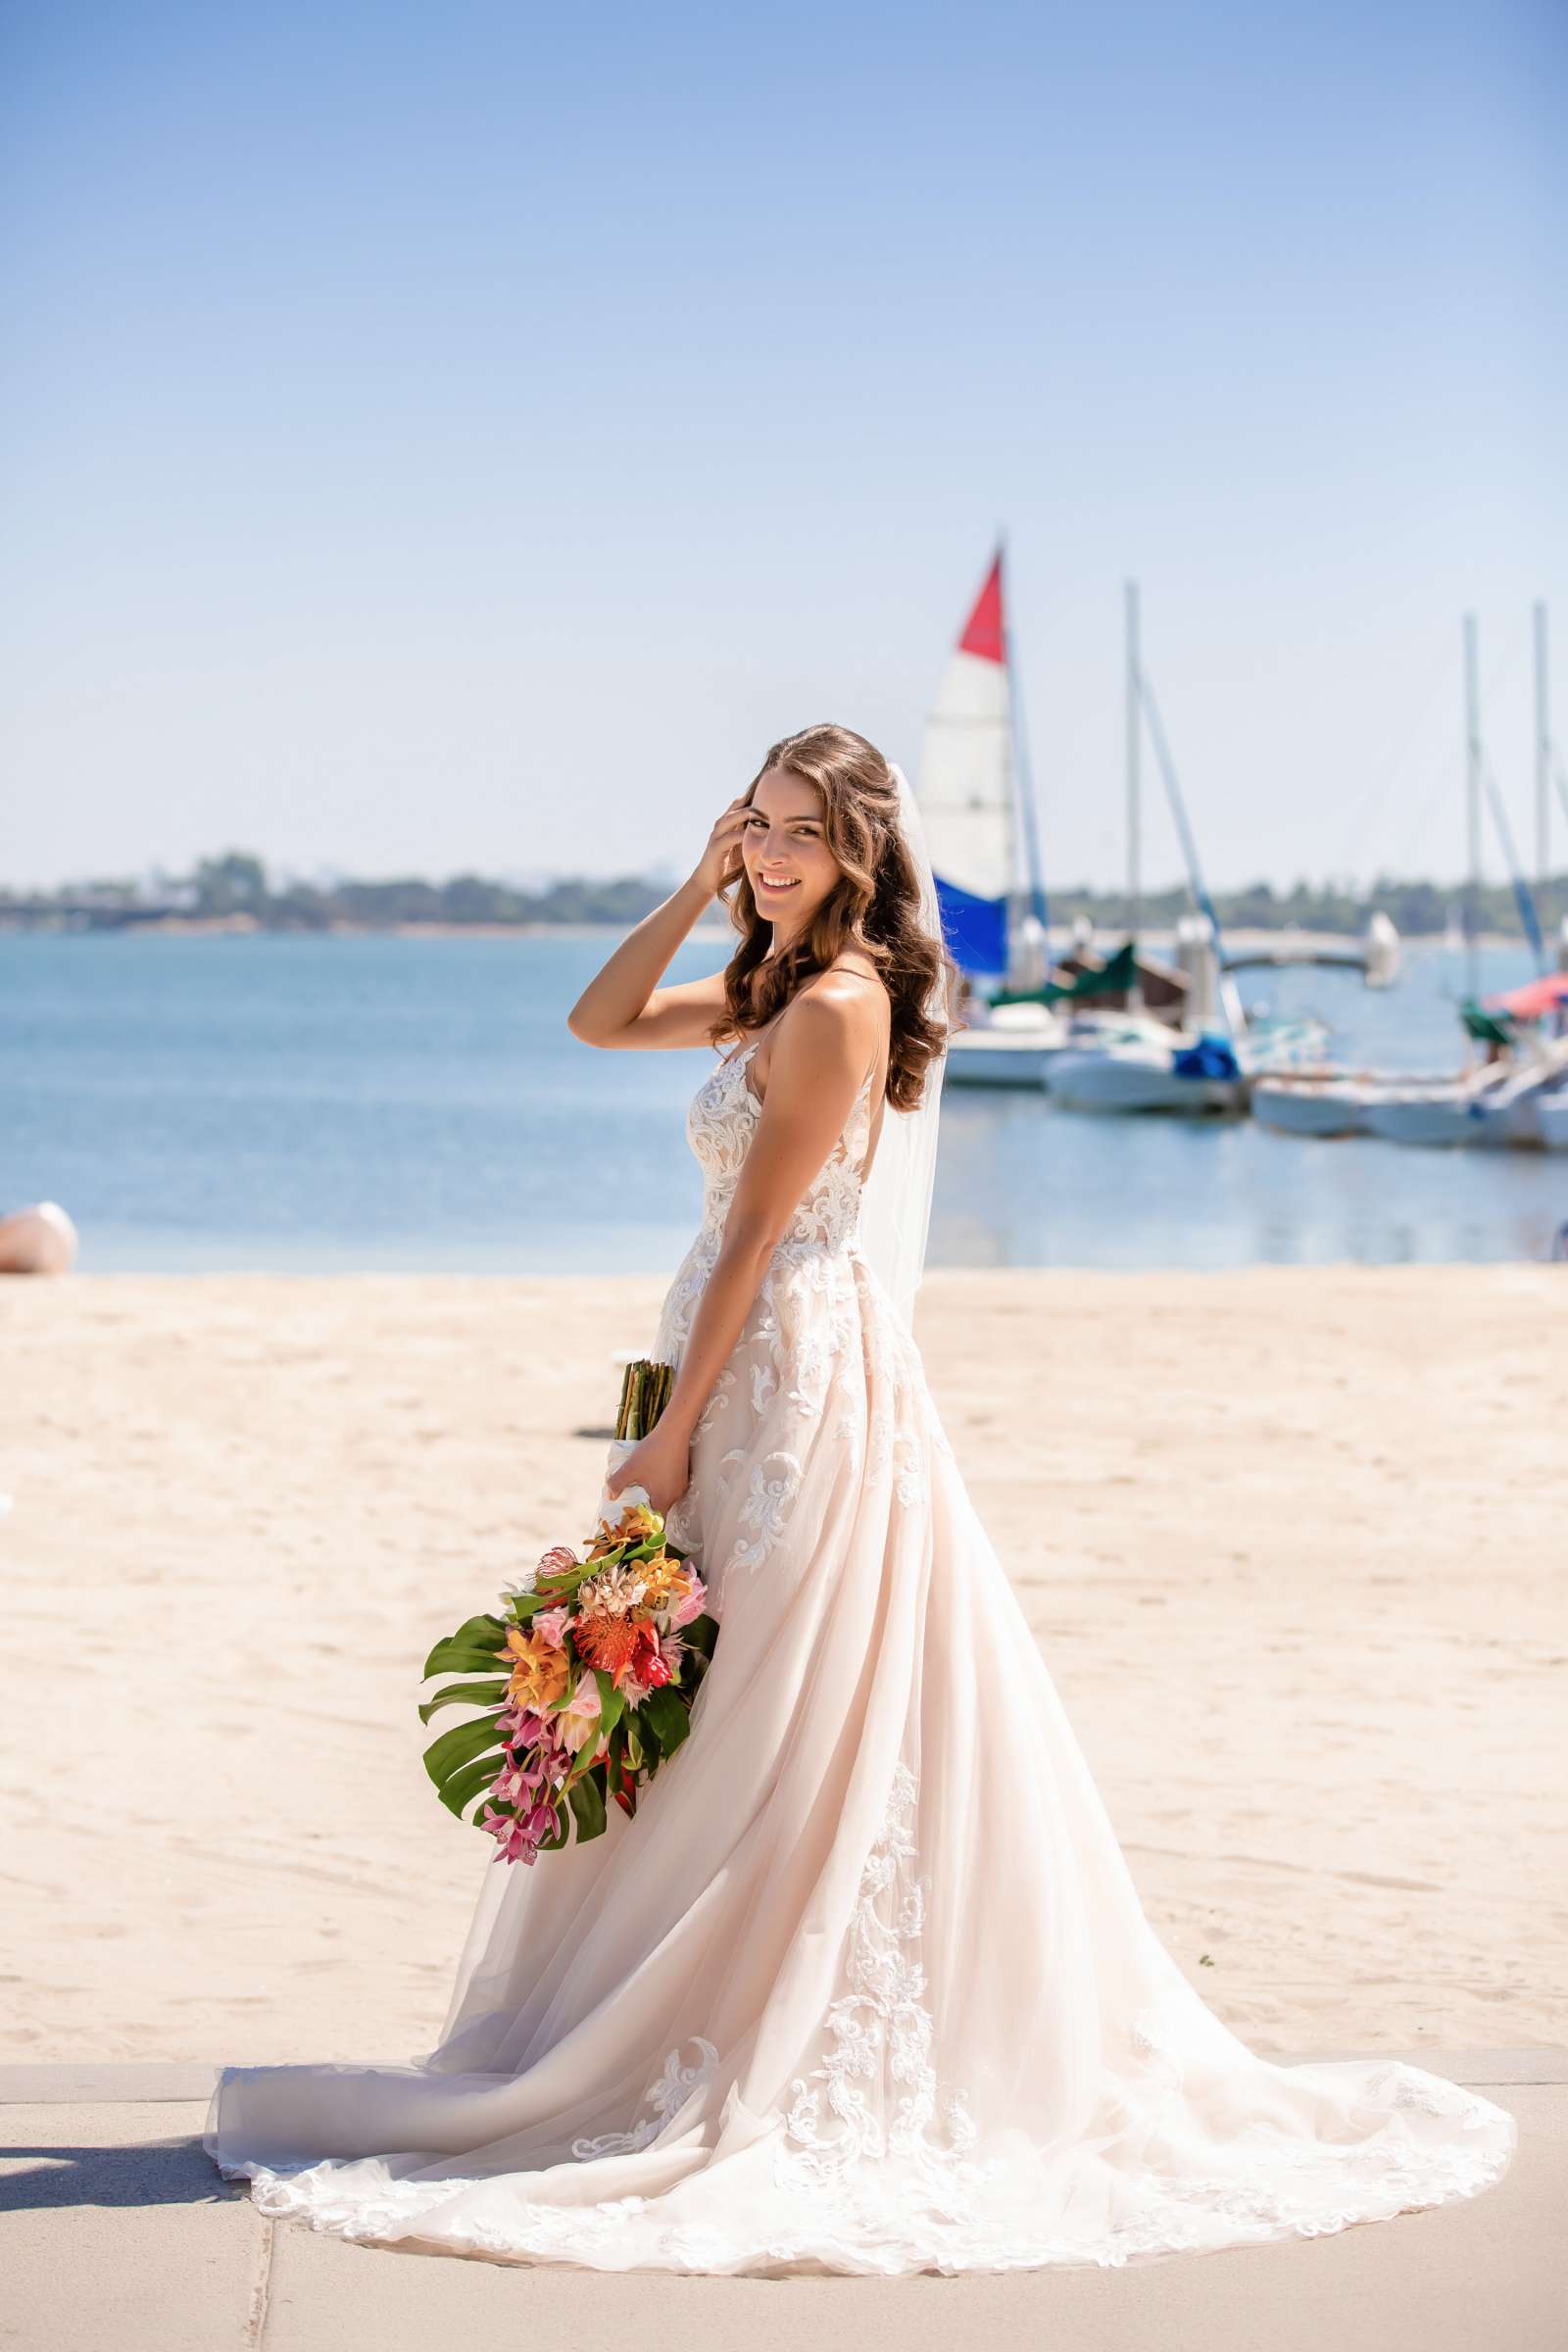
692,795,753,897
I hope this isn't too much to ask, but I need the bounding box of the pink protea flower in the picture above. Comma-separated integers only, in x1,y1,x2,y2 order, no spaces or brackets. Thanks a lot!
619,1673,649,1708
537,1544,580,1579
532,1604,572,1650
658,1629,687,1678
667,1574,708,1630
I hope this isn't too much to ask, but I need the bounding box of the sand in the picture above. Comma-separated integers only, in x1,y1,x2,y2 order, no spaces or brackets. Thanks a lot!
2,1265,1560,2069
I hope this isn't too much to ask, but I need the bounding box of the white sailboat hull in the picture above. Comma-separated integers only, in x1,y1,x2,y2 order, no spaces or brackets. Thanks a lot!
944,1026,1057,1088
1296,1048,1568,1148
1047,1044,1245,1115
945,1007,1187,1090
1251,1081,1373,1138
1360,1095,1491,1147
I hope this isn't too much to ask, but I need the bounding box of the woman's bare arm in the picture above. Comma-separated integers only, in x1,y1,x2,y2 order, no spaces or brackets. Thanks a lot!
565,885,729,1051
566,794,751,1051
660,985,879,1440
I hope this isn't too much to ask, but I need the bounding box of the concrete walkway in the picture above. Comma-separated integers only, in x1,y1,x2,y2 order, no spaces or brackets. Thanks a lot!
2,2051,1562,2352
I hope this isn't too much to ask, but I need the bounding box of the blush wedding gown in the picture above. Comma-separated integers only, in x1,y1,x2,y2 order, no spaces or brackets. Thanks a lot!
204,1032,1515,2276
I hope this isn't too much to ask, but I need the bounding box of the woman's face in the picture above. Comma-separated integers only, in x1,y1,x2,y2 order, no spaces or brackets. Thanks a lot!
742,767,840,943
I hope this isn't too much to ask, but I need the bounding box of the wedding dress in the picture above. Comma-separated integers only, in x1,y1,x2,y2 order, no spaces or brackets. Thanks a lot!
204,1029,1515,2277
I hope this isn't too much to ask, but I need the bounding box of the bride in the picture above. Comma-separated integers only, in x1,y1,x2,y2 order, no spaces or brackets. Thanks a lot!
205,722,1514,2277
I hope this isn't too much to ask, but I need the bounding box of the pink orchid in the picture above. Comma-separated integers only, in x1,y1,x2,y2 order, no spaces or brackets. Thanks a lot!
489,1758,532,1808
556,1676,603,1754
477,1805,532,1864
496,1703,542,1747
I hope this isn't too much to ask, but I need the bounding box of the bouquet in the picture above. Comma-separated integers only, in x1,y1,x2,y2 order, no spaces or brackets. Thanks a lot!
417,1358,717,1867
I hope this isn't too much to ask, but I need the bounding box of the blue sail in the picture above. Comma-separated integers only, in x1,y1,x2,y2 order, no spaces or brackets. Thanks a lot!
934,875,1008,978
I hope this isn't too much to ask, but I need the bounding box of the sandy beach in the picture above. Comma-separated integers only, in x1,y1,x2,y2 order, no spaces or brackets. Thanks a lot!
2,1265,1560,2070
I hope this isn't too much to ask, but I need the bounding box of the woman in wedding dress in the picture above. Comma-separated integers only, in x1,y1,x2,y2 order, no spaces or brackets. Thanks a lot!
205,723,1514,2277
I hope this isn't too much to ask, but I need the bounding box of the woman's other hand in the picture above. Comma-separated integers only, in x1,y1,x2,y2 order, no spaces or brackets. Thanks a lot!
603,1421,692,1519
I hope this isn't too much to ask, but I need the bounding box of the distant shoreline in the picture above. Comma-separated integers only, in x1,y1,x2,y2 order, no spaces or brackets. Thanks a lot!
0,916,1539,953
0,915,735,942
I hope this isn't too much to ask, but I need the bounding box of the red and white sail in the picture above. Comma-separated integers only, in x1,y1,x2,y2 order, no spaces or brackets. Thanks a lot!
915,548,1017,907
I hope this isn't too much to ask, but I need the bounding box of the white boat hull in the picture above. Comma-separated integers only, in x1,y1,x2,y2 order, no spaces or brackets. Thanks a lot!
1360,1056,1568,1148
944,1028,1056,1088
1251,1082,1371,1138
1048,1046,1245,1115
1360,1096,1487,1147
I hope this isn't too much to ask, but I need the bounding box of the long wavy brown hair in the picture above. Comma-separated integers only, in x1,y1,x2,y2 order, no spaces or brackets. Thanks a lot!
709,722,962,1111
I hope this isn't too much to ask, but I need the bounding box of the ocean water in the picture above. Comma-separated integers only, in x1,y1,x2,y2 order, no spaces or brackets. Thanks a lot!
3,929,1564,1273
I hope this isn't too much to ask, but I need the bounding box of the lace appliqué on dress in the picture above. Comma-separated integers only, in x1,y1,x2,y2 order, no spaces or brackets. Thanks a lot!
731,1451,805,1580
775,1759,986,2220
570,2036,720,2159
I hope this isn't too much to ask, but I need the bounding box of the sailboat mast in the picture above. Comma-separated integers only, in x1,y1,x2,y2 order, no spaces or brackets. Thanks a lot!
1000,533,1049,938
1535,599,1550,899
1463,611,1482,1002
1125,579,1142,997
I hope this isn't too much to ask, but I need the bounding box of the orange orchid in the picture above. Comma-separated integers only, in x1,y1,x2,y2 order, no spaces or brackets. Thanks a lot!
587,1500,662,1558
638,1552,695,1609
498,1624,570,1713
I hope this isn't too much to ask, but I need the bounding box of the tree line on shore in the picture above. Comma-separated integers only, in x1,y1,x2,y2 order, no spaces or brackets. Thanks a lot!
5,849,1565,939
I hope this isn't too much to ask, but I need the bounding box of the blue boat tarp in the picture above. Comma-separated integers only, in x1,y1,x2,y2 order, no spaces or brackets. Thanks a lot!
1171,1035,1241,1082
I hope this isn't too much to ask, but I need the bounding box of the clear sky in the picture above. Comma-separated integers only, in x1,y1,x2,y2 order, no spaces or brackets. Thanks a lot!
3,0,1562,898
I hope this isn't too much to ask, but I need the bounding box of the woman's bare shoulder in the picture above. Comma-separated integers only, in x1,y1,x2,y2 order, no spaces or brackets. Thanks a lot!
812,956,890,1025
790,958,890,1055
808,953,888,1001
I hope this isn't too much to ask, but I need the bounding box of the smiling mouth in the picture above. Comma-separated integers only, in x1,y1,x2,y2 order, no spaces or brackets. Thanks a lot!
757,875,801,892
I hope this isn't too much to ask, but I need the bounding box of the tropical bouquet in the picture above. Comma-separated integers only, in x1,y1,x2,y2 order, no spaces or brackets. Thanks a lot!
417,1357,718,1867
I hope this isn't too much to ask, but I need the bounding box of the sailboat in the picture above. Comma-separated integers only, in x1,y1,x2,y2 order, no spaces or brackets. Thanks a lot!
1042,581,1326,1113
1253,605,1568,1150
914,541,1066,1086
915,544,1179,1087
915,555,1380,1107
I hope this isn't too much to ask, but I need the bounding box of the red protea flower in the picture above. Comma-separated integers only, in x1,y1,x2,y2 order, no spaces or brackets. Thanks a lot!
573,1609,646,1685
575,1610,673,1693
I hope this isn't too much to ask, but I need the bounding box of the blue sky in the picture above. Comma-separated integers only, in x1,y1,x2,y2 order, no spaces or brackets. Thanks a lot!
2,0,1561,897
